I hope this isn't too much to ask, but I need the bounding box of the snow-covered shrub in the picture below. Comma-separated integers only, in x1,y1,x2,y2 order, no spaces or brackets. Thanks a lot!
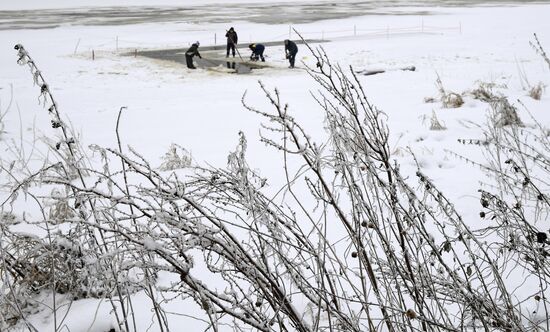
529,82,545,100
441,91,464,108
470,81,501,102
159,143,192,171
429,111,446,130
1,46,159,332
420,111,447,130
5,233,77,293
492,96,523,127
454,34,550,319
470,82,523,127
453,111,550,331
48,188,76,224
3,41,550,332
436,75,464,108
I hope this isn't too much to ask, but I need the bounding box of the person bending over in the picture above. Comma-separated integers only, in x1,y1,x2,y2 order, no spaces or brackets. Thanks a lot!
185,41,202,69
284,39,298,68
249,43,265,62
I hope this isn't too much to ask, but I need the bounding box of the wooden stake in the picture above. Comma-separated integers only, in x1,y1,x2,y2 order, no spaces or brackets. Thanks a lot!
74,38,81,55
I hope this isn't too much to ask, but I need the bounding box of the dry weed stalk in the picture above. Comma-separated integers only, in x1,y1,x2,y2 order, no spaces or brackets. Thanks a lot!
470,81,523,127
158,143,192,171
529,82,545,100
426,111,446,131
531,33,550,71
435,74,464,108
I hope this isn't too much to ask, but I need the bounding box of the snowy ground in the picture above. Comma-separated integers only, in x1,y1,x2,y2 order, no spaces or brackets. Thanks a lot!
1,1,550,331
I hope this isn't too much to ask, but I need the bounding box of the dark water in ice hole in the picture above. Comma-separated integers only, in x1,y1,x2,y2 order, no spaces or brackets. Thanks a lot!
134,39,321,74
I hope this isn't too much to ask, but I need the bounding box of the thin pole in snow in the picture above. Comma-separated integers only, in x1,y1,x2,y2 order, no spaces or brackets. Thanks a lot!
134,49,137,57
354,25,356,36
116,36,119,52
92,49,95,60
74,38,81,55
322,31,324,40
214,33,216,45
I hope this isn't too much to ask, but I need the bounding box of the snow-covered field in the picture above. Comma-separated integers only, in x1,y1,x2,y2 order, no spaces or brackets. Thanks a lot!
1,1,550,331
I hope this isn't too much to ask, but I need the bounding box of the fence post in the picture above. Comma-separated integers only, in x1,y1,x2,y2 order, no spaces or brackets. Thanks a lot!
214,33,217,45
74,38,81,55
92,49,95,60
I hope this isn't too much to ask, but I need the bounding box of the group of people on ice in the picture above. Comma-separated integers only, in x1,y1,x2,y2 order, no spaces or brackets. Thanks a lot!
185,27,299,70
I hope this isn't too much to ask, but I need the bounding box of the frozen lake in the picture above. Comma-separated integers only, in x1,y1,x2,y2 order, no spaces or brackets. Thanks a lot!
0,0,545,30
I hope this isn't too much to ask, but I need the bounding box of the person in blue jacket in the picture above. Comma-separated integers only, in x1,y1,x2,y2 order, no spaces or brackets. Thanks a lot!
249,43,265,62
284,39,298,68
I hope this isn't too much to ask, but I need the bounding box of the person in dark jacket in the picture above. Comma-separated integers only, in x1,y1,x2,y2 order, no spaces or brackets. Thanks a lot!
284,39,298,68
185,41,202,69
249,43,265,62
225,27,238,58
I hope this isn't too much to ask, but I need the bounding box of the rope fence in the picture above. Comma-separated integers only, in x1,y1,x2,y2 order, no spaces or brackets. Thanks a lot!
281,22,462,41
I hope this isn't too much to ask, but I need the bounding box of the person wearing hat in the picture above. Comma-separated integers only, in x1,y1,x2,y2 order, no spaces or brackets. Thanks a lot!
185,41,202,69
225,27,238,58
249,43,265,62
284,39,298,68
